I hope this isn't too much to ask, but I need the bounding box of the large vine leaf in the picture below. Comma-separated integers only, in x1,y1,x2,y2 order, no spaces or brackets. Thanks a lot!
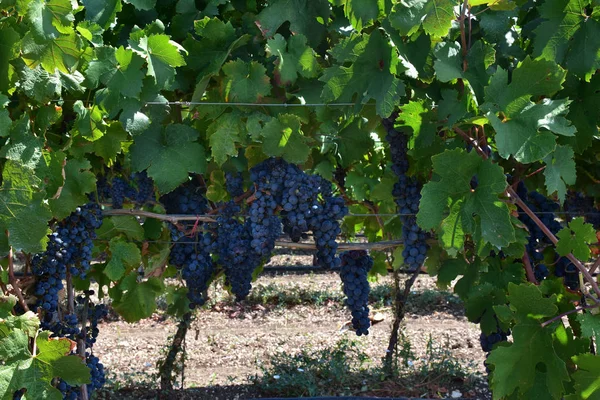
266,34,319,86
321,30,405,117
483,57,572,163
130,124,207,193
255,0,330,47
0,161,52,254
85,46,145,98
0,331,90,400
417,149,515,249
81,0,121,30
532,0,600,81
342,0,384,31
0,115,43,171
556,217,596,260
207,113,244,166
21,31,83,74
104,237,142,281
566,354,600,400
26,0,75,41
543,145,576,202
0,27,20,94
184,17,249,99
130,34,187,90
389,0,458,38
487,283,568,400
48,159,96,220
260,114,310,164
110,273,164,322
221,60,271,103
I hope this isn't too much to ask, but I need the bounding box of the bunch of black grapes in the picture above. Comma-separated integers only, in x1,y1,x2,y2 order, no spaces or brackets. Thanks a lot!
383,117,428,271
339,250,373,336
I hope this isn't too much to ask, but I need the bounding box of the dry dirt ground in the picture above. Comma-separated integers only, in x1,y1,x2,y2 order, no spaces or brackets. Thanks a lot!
94,254,491,400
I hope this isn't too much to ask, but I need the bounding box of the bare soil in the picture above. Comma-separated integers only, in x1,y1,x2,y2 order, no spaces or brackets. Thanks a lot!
94,254,491,400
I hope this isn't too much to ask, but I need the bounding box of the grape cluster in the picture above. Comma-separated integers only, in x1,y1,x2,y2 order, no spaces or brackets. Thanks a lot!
32,203,103,312
110,177,136,209
214,202,261,300
169,233,215,307
162,180,208,215
249,159,286,258
383,117,428,271
339,250,373,336
131,171,155,205
480,327,510,353
555,258,579,290
225,171,245,198
250,158,347,269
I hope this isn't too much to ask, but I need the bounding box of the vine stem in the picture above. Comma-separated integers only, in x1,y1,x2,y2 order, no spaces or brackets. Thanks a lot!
79,296,90,400
6,232,29,312
588,256,600,276
540,303,598,328
453,127,600,299
522,252,538,284
159,311,192,391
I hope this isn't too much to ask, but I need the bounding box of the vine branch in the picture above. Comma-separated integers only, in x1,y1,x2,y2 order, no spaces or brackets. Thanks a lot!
6,233,29,312
522,251,538,285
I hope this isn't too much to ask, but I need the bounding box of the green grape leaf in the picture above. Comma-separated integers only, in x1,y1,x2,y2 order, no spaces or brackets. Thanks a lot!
255,0,330,46
343,0,383,31
433,41,495,101
184,17,249,99
124,0,156,10
560,74,600,153
389,0,457,38
206,170,228,203
336,119,375,167
556,217,596,260
76,21,104,47
484,57,566,116
321,31,405,117
110,273,164,322
130,124,207,194
165,285,190,318
21,31,82,74
577,313,600,349
92,122,128,163
86,46,145,98
105,237,142,281
222,60,271,103
260,114,310,164
81,0,122,30
48,159,96,220
487,98,576,164
396,100,437,148
0,330,30,363
0,331,90,399
266,34,319,86
487,284,567,399
566,353,600,400
97,216,145,242
0,295,19,318
27,0,74,41
207,114,244,166
0,27,20,94
72,101,107,141
533,0,600,81
131,34,187,90
506,282,558,321
0,161,52,254
417,149,514,249
0,115,43,170
543,145,576,202
15,62,61,103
